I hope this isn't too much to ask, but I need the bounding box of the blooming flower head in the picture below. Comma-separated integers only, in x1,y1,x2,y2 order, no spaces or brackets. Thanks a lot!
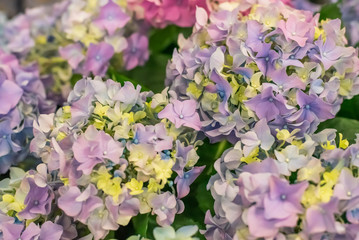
203,130,359,239
140,0,209,28
293,0,359,46
0,50,55,173
11,0,151,104
0,164,77,239
166,1,359,145
28,77,203,238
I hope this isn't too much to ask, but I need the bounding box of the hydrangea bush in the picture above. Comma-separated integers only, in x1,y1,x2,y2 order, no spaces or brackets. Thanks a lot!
0,3,63,57
0,50,55,174
19,0,213,103
0,77,204,239
166,0,359,144
24,0,149,103
0,0,359,239
203,129,359,239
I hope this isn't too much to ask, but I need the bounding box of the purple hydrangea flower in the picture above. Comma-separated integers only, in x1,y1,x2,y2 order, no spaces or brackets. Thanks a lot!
263,176,308,220
73,125,124,175
58,184,103,224
158,99,202,131
240,119,275,152
150,192,179,226
304,198,339,235
83,42,114,76
289,90,335,124
165,1,359,145
206,70,232,115
245,86,294,121
94,0,130,35
59,43,84,69
134,123,173,152
247,205,298,238
18,178,54,220
174,166,205,199
313,37,355,70
122,33,149,70
2,221,63,240
0,79,23,115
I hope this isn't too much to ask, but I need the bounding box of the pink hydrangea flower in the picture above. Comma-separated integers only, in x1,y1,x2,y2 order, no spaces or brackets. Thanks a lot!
141,0,209,28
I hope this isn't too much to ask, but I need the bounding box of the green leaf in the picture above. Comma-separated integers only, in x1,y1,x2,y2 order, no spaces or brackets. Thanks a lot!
149,26,192,54
120,54,170,93
319,1,342,21
104,231,116,240
197,140,231,175
132,213,149,237
196,181,214,214
171,213,206,240
70,74,83,87
107,67,150,91
318,117,359,143
337,95,359,121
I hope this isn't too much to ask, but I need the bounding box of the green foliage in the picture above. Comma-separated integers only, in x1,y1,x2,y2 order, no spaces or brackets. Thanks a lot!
70,74,83,87
319,95,359,143
319,0,342,21
121,54,169,93
318,117,359,143
132,213,150,237
337,96,359,121
104,231,116,240
149,26,192,54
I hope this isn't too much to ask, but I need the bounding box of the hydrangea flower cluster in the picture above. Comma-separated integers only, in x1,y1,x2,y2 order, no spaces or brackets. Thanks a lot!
21,0,149,103
136,0,209,28
12,77,204,239
54,0,149,72
165,0,359,144
293,0,359,46
127,225,199,240
0,50,55,174
0,166,72,240
340,0,359,45
203,129,359,239
209,0,292,12
0,3,64,57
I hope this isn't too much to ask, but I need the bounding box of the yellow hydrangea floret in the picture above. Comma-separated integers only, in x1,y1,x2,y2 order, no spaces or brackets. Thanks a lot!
94,102,110,118
153,159,174,183
240,147,259,164
339,133,349,149
321,140,336,150
148,178,164,193
0,194,25,214
126,178,144,195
